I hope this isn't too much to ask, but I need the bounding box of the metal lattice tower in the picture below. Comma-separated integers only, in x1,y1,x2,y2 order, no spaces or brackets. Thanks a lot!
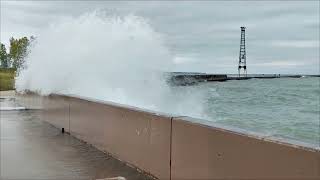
238,27,247,77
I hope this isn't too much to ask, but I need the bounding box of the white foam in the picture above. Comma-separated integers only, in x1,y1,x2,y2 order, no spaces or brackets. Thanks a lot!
15,11,208,119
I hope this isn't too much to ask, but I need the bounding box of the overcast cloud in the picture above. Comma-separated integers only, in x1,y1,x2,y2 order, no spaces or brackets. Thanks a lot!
1,0,319,74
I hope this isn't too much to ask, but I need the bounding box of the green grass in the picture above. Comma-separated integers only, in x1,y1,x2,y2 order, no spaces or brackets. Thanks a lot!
0,68,16,91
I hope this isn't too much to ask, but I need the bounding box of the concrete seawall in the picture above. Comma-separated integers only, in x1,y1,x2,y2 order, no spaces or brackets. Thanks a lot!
17,93,320,180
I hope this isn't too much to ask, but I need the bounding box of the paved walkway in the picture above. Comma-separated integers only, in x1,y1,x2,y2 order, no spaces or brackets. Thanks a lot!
0,96,153,180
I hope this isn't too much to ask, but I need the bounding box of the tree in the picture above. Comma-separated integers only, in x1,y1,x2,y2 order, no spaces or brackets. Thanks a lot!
9,37,30,70
0,43,9,68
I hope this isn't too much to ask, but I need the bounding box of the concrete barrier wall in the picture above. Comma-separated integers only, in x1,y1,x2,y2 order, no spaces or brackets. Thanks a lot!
42,95,70,132
16,94,70,131
16,92,43,109
171,117,320,180
68,96,171,179
17,93,320,180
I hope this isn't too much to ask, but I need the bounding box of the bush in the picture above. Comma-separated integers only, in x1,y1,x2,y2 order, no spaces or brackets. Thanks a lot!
0,68,16,91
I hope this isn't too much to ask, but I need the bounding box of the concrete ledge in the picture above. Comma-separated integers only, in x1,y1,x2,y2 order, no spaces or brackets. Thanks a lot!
16,93,320,180
16,92,43,110
68,96,171,179
171,117,320,180
42,95,70,132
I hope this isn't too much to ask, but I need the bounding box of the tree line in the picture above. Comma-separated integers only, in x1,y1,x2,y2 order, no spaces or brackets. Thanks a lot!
0,36,35,70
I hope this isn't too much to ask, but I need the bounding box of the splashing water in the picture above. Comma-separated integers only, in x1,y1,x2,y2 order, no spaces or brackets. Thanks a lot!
15,11,208,119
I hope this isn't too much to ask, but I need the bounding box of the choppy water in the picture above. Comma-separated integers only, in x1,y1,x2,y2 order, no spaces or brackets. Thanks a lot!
173,77,320,147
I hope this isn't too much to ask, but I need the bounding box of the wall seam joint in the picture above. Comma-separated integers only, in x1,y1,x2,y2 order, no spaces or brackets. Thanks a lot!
170,116,173,180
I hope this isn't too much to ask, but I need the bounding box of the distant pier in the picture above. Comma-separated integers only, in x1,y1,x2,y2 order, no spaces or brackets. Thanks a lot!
169,72,319,85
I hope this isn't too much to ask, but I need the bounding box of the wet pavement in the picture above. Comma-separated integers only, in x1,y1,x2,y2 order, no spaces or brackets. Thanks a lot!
0,97,153,180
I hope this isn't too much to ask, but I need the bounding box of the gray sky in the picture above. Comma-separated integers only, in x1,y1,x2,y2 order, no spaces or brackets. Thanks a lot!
1,0,319,74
